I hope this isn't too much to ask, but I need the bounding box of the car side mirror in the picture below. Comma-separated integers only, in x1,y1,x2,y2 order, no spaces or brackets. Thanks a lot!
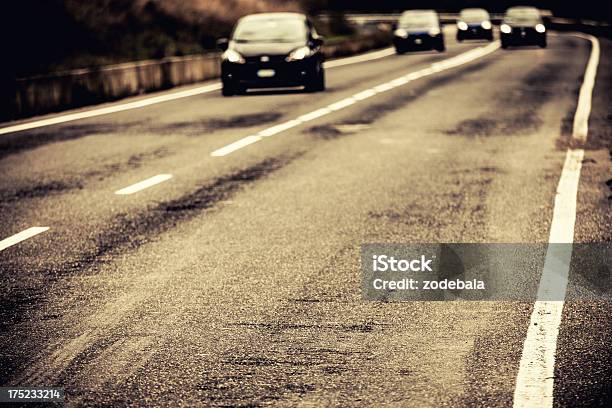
312,36,325,47
216,38,229,51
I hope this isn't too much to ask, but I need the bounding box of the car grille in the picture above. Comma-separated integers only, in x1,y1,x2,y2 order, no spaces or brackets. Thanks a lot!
514,27,536,35
245,55,288,64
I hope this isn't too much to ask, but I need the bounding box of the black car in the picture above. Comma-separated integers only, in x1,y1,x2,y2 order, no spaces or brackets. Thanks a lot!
393,10,445,53
456,8,494,42
500,6,547,48
217,13,325,96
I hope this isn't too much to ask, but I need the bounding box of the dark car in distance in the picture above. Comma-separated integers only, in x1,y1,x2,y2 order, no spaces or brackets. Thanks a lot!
500,6,547,48
456,8,494,42
217,13,325,96
393,10,445,53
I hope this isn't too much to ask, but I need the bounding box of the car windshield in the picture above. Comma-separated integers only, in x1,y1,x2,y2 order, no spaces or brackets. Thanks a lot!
233,18,307,43
460,9,489,23
399,12,438,29
504,8,541,25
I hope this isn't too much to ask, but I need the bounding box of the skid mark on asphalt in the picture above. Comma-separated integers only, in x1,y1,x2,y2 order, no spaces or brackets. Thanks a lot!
163,156,296,212
0,112,284,160
226,321,381,333
152,112,284,135
0,180,83,204
71,336,156,393
199,322,379,404
368,166,495,240
307,124,371,140
0,147,171,207
447,62,567,137
16,325,156,391
83,147,172,182
0,156,303,384
0,122,142,161
10,155,300,280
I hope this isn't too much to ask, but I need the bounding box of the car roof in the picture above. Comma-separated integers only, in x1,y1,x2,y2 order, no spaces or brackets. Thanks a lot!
401,9,438,16
239,12,306,22
461,8,489,15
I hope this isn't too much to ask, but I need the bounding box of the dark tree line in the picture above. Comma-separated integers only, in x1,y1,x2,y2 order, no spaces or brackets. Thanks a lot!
301,0,610,21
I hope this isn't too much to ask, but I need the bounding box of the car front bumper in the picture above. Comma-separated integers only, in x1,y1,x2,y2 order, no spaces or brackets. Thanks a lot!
222,58,317,88
457,25,493,39
501,28,545,45
394,34,441,50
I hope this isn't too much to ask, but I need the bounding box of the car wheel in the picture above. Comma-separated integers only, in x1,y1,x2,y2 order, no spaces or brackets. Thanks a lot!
316,69,326,92
501,41,509,49
539,39,547,48
395,46,406,54
306,66,325,93
436,39,446,52
221,81,235,97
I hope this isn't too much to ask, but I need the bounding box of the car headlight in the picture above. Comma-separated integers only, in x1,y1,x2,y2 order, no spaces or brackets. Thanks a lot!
500,24,512,34
223,49,245,64
394,28,408,38
429,27,441,36
286,46,311,61
457,21,468,30
481,21,492,30
535,24,546,33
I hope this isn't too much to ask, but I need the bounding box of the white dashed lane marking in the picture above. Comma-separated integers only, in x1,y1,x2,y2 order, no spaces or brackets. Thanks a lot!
114,174,173,195
0,227,50,252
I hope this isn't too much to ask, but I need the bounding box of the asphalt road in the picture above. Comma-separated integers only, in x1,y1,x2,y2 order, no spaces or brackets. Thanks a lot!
0,29,610,407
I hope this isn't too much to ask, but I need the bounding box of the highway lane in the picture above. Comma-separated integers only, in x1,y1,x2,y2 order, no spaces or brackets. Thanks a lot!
0,32,486,299
0,30,610,407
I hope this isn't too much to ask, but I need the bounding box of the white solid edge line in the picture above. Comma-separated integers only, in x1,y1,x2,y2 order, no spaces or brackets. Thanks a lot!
512,150,584,408
114,174,173,195
0,227,50,252
210,42,500,157
513,33,600,408
0,48,396,137
571,34,600,141
0,84,222,136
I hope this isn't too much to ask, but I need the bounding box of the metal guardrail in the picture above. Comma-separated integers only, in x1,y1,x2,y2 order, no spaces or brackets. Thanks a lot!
4,32,391,121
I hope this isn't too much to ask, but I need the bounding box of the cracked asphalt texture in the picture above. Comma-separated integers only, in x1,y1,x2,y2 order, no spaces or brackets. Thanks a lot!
0,30,610,406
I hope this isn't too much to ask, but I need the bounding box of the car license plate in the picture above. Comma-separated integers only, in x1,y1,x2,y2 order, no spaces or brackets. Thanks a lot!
414,38,422,44
257,69,275,78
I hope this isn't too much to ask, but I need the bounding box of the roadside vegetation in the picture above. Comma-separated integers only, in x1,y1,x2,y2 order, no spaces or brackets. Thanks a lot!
1,0,371,79
2,0,607,80
3,0,301,79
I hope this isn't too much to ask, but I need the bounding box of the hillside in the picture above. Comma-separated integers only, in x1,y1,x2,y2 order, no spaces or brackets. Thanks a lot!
2,0,300,79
